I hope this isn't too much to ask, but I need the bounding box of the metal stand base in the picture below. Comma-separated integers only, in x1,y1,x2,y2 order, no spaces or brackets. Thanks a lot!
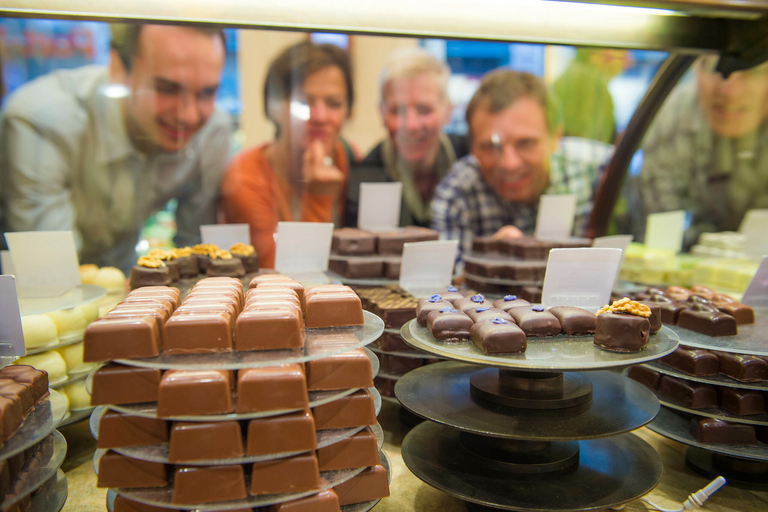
470,369,593,410
686,447,768,491
459,433,580,474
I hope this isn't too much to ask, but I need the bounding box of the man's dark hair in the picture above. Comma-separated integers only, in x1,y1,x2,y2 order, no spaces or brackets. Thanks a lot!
263,41,354,129
110,23,226,71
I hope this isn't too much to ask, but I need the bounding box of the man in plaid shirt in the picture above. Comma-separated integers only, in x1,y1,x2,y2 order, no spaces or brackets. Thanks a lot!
431,69,613,260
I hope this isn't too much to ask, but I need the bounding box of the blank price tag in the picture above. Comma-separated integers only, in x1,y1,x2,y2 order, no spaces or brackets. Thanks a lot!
275,222,334,274
200,224,251,250
0,251,14,275
541,248,623,309
534,194,577,240
0,275,25,358
358,182,403,231
739,209,768,259
645,210,685,253
4,231,80,298
400,240,458,298
742,256,768,307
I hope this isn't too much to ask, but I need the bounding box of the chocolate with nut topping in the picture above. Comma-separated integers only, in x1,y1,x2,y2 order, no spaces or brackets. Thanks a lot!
594,312,650,353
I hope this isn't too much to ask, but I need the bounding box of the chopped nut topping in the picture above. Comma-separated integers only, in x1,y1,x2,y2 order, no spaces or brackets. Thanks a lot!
137,256,164,268
211,249,233,260
230,243,255,256
597,297,651,317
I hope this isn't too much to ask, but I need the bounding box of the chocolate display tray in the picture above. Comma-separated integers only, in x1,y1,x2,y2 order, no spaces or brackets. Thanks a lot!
462,271,542,287
111,310,383,370
29,469,67,512
58,406,96,428
90,406,385,465
648,406,768,462
0,431,66,511
104,451,392,512
367,344,437,360
50,366,93,390
0,389,68,461
655,392,768,426
17,284,106,316
25,335,84,356
401,319,679,371
668,307,768,356
643,361,768,391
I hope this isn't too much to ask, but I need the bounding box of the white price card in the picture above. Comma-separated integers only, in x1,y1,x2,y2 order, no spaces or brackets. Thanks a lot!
592,235,634,288
534,194,577,240
0,275,25,358
741,256,768,307
400,240,458,298
739,209,768,259
358,182,403,231
0,251,14,275
200,224,251,250
645,210,685,253
274,222,334,274
4,231,80,298
541,248,623,309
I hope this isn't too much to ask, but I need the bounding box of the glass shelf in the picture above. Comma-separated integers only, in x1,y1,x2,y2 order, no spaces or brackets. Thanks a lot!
17,285,106,316
0,390,68,462
0,431,66,511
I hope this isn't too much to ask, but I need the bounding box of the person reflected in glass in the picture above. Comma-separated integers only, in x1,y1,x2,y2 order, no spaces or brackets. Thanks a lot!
346,47,466,227
0,24,232,273
634,55,768,248
222,41,356,268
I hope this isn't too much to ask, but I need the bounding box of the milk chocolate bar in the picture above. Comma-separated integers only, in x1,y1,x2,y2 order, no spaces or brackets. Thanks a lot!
332,228,376,255
720,387,767,416
627,365,661,390
470,319,527,355
236,364,308,413
246,410,317,456
334,464,390,506
235,307,304,351
172,464,247,504
157,370,234,417
0,395,22,441
427,308,472,342
716,303,755,324
690,417,757,444
312,389,377,430
509,307,562,337
594,313,649,352
305,286,364,328
83,316,161,362
317,428,380,471
677,305,737,336
90,364,161,406
376,227,438,255
168,421,243,462
255,280,305,311
658,376,717,409
492,295,531,312
660,347,719,376
162,312,234,355
0,366,48,403
306,348,373,391
0,380,33,416
97,411,168,448
97,451,167,488
250,453,321,496
716,352,768,382
329,257,384,279
113,495,179,512
128,286,180,308
548,307,596,335
267,489,340,511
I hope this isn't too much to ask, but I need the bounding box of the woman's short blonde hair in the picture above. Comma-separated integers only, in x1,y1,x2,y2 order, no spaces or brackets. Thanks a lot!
379,47,450,105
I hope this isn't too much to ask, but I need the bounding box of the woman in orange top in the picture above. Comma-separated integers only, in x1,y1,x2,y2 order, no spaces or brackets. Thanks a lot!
222,41,355,268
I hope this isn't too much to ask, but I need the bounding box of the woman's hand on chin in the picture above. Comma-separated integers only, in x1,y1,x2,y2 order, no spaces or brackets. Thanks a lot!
303,139,344,196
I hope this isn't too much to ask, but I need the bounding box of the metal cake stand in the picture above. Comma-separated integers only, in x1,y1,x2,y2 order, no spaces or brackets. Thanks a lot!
396,318,679,511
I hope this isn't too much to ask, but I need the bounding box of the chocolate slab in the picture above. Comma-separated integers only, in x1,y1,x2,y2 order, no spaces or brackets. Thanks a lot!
305,288,364,328
594,313,650,353
716,352,768,382
466,307,514,324
332,228,376,255
129,265,172,290
427,308,472,342
193,253,210,273
90,365,161,406
113,495,179,512
472,236,499,253
97,411,168,449
329,257,384,279
206,257,245,278
470,319,527,354
0,380,33,416
690,417,757,445
235,307,304,351
627,365,661,390
716,303,755,324
660,347,719,376
250,453,321,496
267,489,340,512
236,364,308,413
334,464,390,506
492,295,532,312
168,421,244,462
246,410,317,456
0,395,22,441
637,302,661,334
317,428,380,471
658,376,717,409
175,255,198,278
173,464,247,504
0,366,48,403
306,348,373,391
383,259,401,280
509,307,562,337
162,312,234,355
233,252,259,273
417,296,454,326
256,280,306,311
372,295,418,328
548,306,596,335
453,295,494,313
97,451,167,488
127,286,180,308
376,226,438,255
83,316,161,362
157,370,234,417
719,388,767,416
312,389,377,430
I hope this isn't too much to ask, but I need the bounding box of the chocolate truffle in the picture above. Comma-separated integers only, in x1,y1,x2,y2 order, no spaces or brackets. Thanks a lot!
454,294,494,313
637,301,662,334
306,347,373,391
594,312,650,352
690,417,757,444
129,257,172,290
305,286,364,328
658,376,717,409
206,250,245,278
548,306,596,335
329,257,384,279
509,306,562,337
162,312,234,355
627,365,661,390
715,352,768,382
427,308,472,342
435,286,464,304
230,243,259,273
678,305,738,336
417,295,454,326
466,307,514,324
720,387,767,416
661,346,719,376
716,303,755,324
470,318,527,354
492,295,532,312
0,365,48,404
331,228,376,255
